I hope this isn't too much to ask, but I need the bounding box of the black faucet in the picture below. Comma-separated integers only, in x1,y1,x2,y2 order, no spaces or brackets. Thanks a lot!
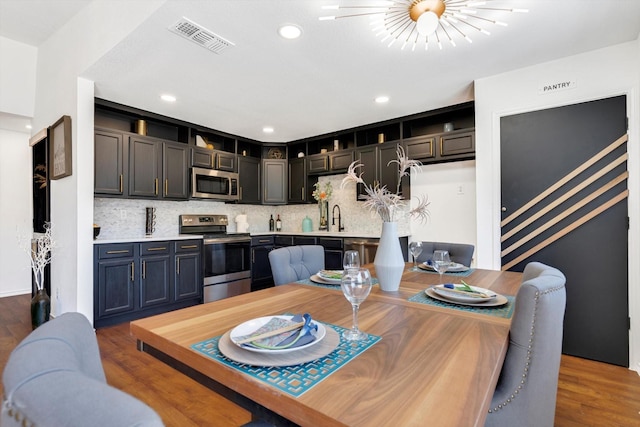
332,204,344,232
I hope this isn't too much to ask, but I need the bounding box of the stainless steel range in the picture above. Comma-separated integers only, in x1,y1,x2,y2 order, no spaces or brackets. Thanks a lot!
179,214,251,303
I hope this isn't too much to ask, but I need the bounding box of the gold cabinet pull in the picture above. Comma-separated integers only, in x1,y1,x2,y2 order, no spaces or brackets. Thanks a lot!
119,174,123,193
154,178,158,196
176,258,180,275
146,247,167,251
165,179,168,196
142,260,146,279
301,187,304,199
239,186,243,199
180,245,198,249
130,262,134,281
106,250,129,254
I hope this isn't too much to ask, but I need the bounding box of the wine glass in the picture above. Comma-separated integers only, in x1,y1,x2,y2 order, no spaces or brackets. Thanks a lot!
432,250,451,284
343,250,361,273
340,268,372,341
409,242,423,270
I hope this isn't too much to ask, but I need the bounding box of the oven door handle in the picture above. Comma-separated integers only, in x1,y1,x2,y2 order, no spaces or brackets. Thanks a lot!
204,236,251,244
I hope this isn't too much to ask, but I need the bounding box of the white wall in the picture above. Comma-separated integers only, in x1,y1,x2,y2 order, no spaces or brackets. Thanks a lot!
410,160,477,264
475,39,640,372
0,36,36,117
0,36,37,298
28,0,166,319
0,129,32,296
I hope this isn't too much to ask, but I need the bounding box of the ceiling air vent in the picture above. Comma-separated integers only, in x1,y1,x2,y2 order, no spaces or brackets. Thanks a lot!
169,17,234,54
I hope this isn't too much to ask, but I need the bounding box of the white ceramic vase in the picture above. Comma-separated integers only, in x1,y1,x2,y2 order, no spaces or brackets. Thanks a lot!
374,222,405,292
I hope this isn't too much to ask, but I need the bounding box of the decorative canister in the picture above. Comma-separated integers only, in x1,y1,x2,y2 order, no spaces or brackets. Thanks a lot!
302,216,313,232
135,119,147,135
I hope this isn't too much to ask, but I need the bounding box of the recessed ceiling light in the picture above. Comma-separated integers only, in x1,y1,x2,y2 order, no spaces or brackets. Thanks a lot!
161,94,176,102
375,96,389,104
278,24,302,39
263,127,274,134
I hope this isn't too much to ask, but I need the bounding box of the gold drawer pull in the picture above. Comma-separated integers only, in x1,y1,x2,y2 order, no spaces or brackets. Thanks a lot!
106,250,129,254
130,262,134,281
180,245,198,249
146,247,167,251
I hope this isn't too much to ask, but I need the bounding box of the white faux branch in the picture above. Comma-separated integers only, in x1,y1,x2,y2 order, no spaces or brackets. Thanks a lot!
341,145,430,223
20,222,56,291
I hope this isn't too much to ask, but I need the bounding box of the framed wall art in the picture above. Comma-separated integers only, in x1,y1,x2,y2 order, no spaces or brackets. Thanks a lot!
49,115,72,180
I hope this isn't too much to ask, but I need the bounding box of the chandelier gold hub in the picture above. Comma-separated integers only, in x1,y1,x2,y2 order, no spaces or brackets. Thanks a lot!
409,0,445,22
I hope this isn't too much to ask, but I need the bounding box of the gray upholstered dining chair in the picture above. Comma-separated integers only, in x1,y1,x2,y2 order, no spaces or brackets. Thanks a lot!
416,241,475,267
484,261,567,427
268,245,325,286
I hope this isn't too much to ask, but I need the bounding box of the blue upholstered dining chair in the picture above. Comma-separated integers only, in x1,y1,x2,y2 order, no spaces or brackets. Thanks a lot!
268,245,325,286
484,262,567,427
416,241,475,267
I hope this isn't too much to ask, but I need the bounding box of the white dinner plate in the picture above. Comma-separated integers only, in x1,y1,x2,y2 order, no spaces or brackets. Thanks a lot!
419,262,469,273
432,284,496,303
229,315,326,354
425,287,508,307
317,270,343,283
310,274,341,285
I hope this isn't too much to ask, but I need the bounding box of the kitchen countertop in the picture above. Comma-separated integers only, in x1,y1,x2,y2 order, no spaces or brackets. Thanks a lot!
94,231,409,244
251,231,410,238
93,234,203,244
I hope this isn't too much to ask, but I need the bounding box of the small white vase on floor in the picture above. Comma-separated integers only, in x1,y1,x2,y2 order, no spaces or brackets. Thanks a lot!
374,222,405,292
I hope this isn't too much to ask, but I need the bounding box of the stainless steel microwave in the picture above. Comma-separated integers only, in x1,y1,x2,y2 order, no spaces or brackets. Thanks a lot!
191,167,239,201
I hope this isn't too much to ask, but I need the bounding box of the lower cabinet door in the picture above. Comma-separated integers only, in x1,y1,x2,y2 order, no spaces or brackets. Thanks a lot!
175,253,201,301
97,259,135,317
140,256,171,307
324,249,344,270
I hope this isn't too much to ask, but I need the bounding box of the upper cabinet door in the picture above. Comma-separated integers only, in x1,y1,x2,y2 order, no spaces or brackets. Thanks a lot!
288,157,306,203
129,137,161,198
95,130,126,195
262,159,287,205
238,156,260,204
216,152,236,172
163,143,189,200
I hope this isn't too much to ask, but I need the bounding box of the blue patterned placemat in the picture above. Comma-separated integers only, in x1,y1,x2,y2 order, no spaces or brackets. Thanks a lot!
191,323,381,397
296,277,379,289
409,290,515,319
415,267,475,277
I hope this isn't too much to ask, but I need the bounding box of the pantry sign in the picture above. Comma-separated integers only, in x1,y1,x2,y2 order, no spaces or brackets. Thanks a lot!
539,80,577,94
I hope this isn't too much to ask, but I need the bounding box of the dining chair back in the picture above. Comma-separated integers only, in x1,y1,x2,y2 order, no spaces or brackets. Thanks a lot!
485,261,566,427
416,241,475,266
269,245,325,286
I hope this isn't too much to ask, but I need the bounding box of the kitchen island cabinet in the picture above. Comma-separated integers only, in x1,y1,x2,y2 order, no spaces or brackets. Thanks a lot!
94,238,202,328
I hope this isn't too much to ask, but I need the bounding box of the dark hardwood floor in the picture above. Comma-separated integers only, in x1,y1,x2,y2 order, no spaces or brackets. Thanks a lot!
2,294,639,426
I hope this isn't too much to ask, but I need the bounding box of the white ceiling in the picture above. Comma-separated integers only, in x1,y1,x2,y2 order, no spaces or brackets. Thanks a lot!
1,0,640,142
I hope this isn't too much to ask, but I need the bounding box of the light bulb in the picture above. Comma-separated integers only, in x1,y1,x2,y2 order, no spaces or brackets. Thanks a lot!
416,11,439,36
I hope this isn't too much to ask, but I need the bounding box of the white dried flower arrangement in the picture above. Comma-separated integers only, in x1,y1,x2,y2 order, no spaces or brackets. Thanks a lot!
341,145,430,223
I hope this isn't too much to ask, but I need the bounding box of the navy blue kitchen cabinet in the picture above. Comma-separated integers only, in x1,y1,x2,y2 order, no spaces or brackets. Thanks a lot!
94,239,202,328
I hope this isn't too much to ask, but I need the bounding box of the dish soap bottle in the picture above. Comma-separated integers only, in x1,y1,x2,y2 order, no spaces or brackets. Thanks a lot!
269,214,274,231
276,215,282,232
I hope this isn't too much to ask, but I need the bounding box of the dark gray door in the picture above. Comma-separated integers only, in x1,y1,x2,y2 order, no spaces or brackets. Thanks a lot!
500,95,629,366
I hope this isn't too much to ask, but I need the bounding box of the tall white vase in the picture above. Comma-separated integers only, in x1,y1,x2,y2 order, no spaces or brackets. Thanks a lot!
374,222,405,292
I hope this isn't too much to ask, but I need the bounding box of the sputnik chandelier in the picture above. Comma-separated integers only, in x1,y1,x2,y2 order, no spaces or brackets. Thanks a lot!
320,0,528,51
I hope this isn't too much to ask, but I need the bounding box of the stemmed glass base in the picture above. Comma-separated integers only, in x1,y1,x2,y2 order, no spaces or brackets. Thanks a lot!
343,303,368,341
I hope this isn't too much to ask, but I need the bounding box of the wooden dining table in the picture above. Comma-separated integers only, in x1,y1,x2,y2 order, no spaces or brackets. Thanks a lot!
130,264,522,427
